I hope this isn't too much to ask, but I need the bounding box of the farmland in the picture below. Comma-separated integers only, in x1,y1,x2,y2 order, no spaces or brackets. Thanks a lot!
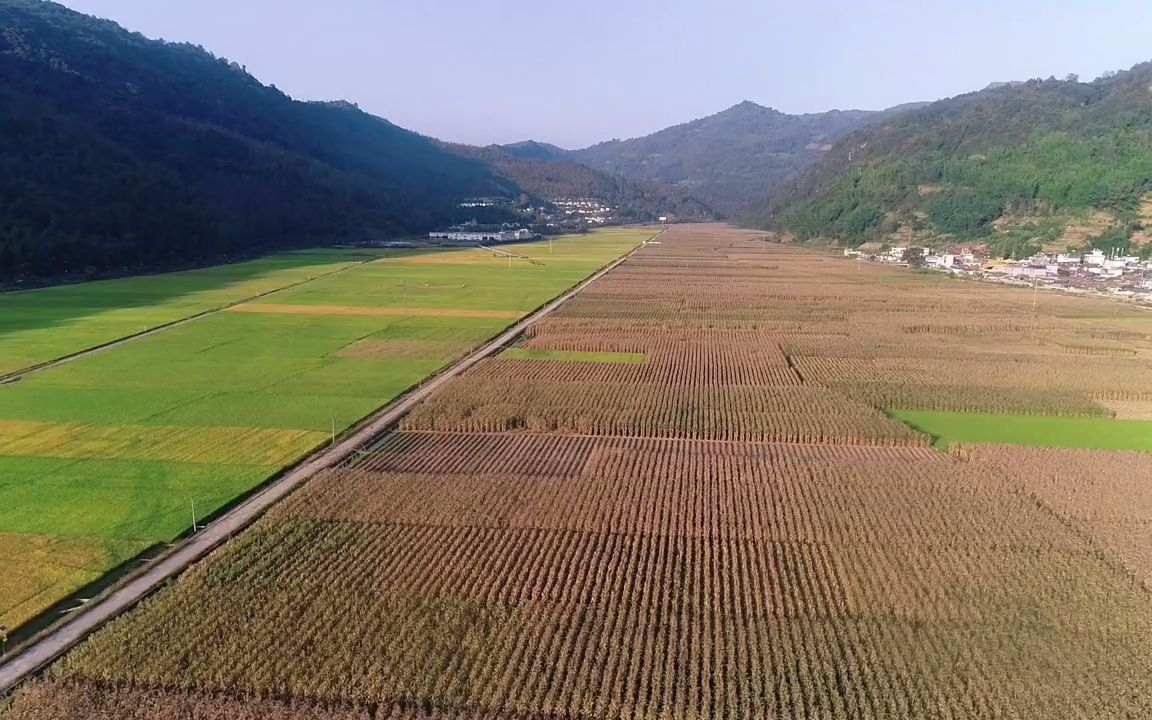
0,250,377,377
7,224,1152,719
0,228,650,635
893,409,1152,451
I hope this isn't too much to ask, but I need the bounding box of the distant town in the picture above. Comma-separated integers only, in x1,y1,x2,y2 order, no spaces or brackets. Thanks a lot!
414,196,629,247
847,243,1152,304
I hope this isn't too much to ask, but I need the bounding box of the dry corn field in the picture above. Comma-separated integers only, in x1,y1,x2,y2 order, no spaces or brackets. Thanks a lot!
9,224,1152,720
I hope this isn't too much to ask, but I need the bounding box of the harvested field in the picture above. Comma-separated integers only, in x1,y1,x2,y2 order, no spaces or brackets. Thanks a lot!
498,348,645,363
10,224,1152,720
1098,398,1152,420
400,379,921,445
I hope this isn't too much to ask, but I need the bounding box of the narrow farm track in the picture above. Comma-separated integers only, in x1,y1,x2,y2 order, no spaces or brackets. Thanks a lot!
0,234,653,695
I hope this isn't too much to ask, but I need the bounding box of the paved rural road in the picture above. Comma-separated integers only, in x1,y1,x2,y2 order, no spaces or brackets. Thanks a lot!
0,236,653,695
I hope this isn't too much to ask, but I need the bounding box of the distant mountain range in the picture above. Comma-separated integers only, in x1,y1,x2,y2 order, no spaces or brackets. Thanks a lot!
565,101,927,215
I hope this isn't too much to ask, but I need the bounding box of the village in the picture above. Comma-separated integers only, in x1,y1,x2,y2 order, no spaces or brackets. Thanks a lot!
846,243,1152,303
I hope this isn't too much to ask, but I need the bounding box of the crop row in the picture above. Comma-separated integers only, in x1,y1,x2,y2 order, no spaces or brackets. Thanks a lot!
486,353,799,387
791,354,1152,396
355,431,945,478
400,379,926,446
290,461,1073,549
523,324,791,353
47,501,1152,718
956,443,1152,588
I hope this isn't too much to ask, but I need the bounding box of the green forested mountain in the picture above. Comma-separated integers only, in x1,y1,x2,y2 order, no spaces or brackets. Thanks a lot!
570,101,923,216
754,66,1152,256
499,140,570,161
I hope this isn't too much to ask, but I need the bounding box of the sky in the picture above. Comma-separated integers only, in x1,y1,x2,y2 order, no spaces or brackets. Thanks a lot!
60,0,1152,149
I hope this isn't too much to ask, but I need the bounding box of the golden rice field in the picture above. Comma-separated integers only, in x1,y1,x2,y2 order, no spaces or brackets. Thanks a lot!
7,224,1152,719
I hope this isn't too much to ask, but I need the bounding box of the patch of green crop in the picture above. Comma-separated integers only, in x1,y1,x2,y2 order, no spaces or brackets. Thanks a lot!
0,458,273,540
501,348,646,363
0,250,374,375
891,409,1152,451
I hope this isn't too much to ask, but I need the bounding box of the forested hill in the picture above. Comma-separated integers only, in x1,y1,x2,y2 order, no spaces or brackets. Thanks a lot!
449,143,717,223
570,101,922,216
0,0,529,280
754,65,1152,257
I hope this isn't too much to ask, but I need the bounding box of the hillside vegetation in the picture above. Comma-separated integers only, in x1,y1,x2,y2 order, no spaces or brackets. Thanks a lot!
755,65,1152,257
572,101,921,215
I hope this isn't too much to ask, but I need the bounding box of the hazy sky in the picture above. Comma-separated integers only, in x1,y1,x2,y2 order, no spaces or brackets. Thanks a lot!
60,0,1152,148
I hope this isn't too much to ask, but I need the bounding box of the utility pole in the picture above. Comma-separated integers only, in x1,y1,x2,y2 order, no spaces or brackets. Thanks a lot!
190,500,198,534
331,417,336,445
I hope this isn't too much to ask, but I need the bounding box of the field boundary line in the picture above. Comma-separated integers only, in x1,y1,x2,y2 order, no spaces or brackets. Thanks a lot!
0,256,379,386
0,230,657,696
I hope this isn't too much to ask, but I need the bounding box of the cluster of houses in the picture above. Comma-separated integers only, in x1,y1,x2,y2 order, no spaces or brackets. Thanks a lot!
428,224,537,245
456,197,514,209
845,245,1152,301
552,198,616,225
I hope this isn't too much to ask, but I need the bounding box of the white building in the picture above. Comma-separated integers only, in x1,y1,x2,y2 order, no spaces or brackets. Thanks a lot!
428,228,535,243
1004,265,1052,279
1085,249,1107,266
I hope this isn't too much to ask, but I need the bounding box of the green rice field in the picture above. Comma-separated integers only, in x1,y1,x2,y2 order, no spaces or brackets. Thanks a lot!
0,228,653,633
0,250,377,377
892,409,1152,451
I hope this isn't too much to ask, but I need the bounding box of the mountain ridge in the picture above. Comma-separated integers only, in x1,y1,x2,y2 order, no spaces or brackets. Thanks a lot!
568,99,925,215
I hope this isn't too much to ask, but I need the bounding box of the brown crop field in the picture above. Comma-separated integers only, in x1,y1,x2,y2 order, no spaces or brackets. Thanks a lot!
956,443,1152,588
8,224,1152,719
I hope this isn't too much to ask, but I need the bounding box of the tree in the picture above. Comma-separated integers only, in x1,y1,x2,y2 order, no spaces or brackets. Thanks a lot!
904,247,925,268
